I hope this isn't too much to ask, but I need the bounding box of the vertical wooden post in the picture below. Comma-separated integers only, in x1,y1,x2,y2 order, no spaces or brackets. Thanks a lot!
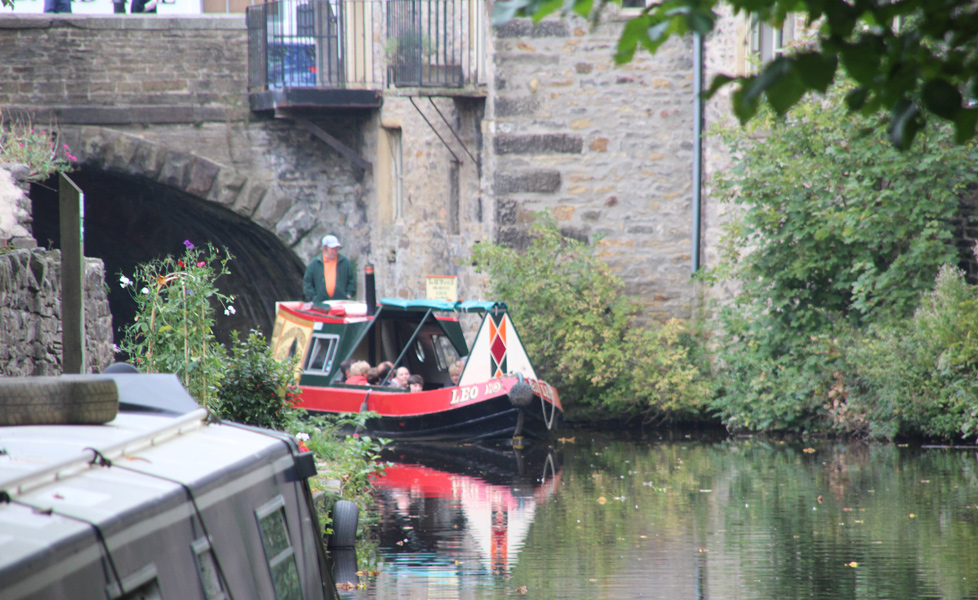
60,173,85,374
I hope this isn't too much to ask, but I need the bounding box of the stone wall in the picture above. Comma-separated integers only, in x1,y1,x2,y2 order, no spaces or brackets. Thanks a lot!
488,15,699,320
0,249,115,376
0,167,114,376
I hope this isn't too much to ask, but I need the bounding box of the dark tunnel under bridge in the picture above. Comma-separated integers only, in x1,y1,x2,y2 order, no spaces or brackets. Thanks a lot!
30,168,305,356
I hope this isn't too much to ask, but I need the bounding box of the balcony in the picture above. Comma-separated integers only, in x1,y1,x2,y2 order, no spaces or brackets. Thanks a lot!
247,0,488,112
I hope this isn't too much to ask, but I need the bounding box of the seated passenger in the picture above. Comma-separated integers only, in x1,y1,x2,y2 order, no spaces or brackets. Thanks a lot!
407,374,424,393
366,367,380,386
387,366,410,389
376,361,394,385
445,361,462,388
345,360,370,385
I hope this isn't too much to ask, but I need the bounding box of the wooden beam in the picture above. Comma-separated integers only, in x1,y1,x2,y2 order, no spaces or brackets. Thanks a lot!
59,173,85,374
294,117,373,175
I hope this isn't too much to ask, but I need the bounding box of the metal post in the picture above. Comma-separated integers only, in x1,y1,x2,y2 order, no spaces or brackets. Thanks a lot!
691,32,704,274
59,173,85,374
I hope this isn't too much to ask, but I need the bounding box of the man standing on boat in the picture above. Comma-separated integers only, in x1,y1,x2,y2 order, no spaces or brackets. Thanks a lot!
303,234,357,303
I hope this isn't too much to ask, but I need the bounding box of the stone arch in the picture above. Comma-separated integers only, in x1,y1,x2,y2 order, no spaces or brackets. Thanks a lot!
31,126,306,348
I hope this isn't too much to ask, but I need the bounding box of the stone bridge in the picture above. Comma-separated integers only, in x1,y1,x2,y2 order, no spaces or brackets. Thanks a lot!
1,9,724,347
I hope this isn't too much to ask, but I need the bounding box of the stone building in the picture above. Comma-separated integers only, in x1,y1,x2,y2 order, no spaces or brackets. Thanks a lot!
0,7,770,351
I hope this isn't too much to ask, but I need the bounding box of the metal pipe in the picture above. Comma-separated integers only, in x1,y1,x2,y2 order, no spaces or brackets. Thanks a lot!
691,32,704,274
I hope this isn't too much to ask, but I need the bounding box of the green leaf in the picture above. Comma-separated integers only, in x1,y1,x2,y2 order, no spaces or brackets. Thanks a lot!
953,107,978,144
704,73,736,100
839,39,881,86
845,87,869,111
921,78,962,120
615,15,651,64
888,98,923,150
793,52,838,94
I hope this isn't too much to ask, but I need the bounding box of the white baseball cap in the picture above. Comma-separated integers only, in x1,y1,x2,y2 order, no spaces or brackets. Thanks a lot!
322,235,342,248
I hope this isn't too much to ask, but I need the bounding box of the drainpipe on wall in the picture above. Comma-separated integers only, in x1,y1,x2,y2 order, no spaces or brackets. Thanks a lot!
691,32,704,275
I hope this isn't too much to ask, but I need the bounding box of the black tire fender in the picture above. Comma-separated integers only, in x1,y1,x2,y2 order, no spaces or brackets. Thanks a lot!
0,376,119,426
328,499,359,549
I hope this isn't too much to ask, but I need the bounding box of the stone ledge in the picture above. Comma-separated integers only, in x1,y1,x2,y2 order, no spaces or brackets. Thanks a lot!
0,14,245,31
3,104,244,125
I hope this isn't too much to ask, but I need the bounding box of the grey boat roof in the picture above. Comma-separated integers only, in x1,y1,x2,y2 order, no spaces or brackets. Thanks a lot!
0,401,292,579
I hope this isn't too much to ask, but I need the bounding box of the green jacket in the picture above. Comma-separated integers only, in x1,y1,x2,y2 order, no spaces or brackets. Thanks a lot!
303,253,357,302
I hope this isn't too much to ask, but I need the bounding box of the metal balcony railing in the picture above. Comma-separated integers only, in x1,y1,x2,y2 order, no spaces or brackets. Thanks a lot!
247,0,487,92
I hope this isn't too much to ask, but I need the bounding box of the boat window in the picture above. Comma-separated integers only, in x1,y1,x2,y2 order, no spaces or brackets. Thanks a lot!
415,339,426,362
306,334,339,374
432,334,460,371
107,564,163,600
191,537,227,600
256,496,303,600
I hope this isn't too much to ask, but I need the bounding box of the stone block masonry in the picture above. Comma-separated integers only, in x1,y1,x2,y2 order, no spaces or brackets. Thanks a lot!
489,15,697,319
0,249,114,376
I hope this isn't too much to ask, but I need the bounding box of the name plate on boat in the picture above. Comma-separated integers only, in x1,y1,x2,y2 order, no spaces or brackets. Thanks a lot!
426,276,458,302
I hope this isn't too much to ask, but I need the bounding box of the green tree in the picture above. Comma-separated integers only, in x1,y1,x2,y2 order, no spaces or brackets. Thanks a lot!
709,81,978,433
493,0,978,149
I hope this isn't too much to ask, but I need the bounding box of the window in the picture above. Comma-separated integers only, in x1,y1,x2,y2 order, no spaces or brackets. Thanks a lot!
378,125,404,224
107,565,163,600
431,334,459,371
192,537,227,600
256,496,304,600
305,334,339,374
748,14,796,70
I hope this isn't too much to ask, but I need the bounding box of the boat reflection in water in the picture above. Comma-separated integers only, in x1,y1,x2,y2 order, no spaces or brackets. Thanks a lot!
335,442,561,595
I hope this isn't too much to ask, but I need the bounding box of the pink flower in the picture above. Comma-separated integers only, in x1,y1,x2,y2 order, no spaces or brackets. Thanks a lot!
66,153,77,162
197,261,205,267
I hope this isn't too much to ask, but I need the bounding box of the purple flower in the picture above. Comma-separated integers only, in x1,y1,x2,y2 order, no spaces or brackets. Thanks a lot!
183,240,194,250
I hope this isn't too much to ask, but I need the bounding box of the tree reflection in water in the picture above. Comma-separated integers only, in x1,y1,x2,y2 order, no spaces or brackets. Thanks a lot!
334,435,978,600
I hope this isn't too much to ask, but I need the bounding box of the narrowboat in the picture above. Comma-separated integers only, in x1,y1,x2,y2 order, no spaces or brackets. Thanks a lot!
269,298,563,441
0,373,336,600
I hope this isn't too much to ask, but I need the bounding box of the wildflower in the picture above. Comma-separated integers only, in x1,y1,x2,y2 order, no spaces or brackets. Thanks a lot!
298,441,310,452
156,274,167,287
65,153,77,162
119,275,132,288
352,433,360,439
63,144,69,150
177,260,185,267
296,432,310,441
197,261,205,267
224,305,236,316
112,344,120,354
183,240,194,250
141,287,149,295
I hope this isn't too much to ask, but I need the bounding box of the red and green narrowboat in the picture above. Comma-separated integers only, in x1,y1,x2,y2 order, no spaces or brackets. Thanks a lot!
270,298,563,441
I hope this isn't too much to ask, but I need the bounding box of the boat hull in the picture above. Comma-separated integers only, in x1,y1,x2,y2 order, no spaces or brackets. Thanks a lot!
299,376,562,441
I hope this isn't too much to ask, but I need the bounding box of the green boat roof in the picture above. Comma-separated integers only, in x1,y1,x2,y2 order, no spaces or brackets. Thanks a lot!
378,298,506,313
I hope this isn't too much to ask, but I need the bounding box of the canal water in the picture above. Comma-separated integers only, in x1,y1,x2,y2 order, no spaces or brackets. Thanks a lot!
331,432,978,600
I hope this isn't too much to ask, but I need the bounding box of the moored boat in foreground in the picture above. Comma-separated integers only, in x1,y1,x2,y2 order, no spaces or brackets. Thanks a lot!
0,374,335,600
270,298,563,441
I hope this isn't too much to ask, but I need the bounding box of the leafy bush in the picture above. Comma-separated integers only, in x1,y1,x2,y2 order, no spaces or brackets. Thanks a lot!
118,241,234,405
214,329,301,430
472,216,712,424
845,265,978,439
710,81,978,435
